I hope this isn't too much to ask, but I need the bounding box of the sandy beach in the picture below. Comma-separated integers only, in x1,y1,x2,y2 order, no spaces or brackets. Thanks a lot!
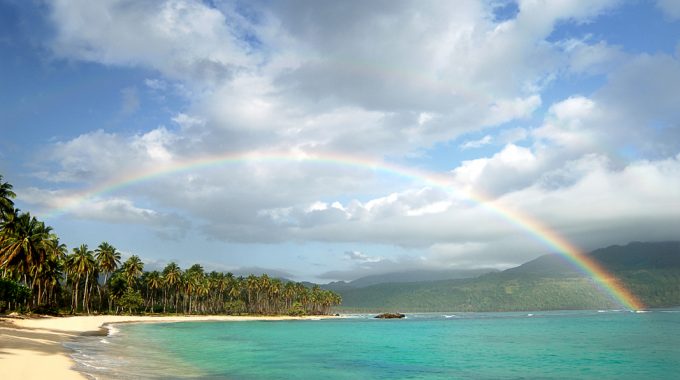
0,314,334,379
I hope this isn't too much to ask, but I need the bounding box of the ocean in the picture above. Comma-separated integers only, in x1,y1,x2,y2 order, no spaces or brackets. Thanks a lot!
66,309,680,379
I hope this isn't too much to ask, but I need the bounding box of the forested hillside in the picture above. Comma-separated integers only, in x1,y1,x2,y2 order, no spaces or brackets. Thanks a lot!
334,242,680,312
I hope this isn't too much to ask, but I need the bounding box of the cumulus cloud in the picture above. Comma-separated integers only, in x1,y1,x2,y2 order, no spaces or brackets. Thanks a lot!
560,38,626,75
345,251,384,264
532,96,601,150
18,187,190,238
39,128,178,183
450,144,539,195
48,0,256,85
21,1,680,276
144,78,167,91
483,95,542,126
209,153,680,253
460,135,493,150
595,53,680,156
531,54,680,160
43,0,621,157
499,127,529,144
502,154,680,250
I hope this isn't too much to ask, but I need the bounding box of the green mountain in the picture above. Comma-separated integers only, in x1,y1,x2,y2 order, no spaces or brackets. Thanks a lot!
334,241,680,312
505,241,680,275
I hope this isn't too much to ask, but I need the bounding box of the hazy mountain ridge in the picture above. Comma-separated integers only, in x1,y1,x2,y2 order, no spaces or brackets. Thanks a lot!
332,241,680,312
505,241,680,275
321,268,497,291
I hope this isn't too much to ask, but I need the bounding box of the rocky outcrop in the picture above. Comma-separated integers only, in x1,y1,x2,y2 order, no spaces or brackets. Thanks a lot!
374,313,405,319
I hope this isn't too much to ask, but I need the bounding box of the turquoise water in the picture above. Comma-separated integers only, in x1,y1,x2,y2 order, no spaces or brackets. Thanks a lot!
69,310,680,379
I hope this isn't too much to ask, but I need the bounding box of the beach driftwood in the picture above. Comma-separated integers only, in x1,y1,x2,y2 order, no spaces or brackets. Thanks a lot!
374,313,405,319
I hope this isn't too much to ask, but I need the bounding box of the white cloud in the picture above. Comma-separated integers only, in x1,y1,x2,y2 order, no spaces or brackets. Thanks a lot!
131,128,175,162
41,130,131,183
43,0,627,159
483,95,542,126
27,1,680,275
345,251,384,264
172,113,205,130
450,144,539,194
48,0,256,85
532,96,600,150
594,53,680,156
460,135,493,150
429,241,526,269
516,0,621,33
529,54,680,159
144,78,167,91
657,0,680,20
560,38,626,74
501,153,680,248
18,188,189,235
42,128,178,183
499,127,529,144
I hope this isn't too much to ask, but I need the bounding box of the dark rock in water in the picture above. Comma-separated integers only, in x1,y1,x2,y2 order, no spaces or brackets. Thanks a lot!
374,313,405,319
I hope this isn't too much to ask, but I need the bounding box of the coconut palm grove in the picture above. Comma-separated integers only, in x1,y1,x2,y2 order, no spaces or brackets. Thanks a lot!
0,175,341,315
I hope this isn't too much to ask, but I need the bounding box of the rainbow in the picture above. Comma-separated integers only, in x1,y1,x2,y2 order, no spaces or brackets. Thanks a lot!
44,150,644,310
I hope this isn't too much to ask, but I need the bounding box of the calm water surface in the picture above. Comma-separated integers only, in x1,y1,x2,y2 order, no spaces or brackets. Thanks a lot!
67,309,680,379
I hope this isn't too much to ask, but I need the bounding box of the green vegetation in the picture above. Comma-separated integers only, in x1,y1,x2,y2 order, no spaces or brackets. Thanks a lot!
334,243,680,312
335,275,613,312
0,175,341,315
0,277,30,312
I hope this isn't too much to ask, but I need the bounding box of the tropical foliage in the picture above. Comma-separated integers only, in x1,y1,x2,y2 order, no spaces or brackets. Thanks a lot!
334,270,680,313
0,175,341,315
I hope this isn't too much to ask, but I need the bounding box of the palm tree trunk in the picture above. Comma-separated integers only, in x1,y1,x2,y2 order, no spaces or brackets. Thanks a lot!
83,272,89,314
73,276,80,314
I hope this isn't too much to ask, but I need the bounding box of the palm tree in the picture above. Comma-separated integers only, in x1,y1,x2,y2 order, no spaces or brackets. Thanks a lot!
68,244,96,314
162,262,182,313
95,242,120,285
246,274,260,313
184,264,204,313
29,236,66,305
259,274,271,313
227,275,242,304
44,237,67,306
122,255,144,289
196,278,210,314
0,175,16,221
283,282,296,311
95,242,120,312
294,282,309,312
0,211,52,285
213,272,228,313
269,279,282,314
145,271,162,312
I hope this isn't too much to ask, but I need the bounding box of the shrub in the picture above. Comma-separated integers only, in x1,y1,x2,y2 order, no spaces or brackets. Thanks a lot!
287,302,306,316
117,289,144,314
31,304,60,316
0,278,30,312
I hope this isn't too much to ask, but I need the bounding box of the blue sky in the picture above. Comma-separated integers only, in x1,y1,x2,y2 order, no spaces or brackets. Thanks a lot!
1,0,679,281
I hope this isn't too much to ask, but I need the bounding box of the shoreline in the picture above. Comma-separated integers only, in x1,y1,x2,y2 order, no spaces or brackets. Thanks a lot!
0,314,338,379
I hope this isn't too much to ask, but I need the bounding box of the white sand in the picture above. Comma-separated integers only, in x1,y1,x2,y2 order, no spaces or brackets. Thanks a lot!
0,314,335,379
